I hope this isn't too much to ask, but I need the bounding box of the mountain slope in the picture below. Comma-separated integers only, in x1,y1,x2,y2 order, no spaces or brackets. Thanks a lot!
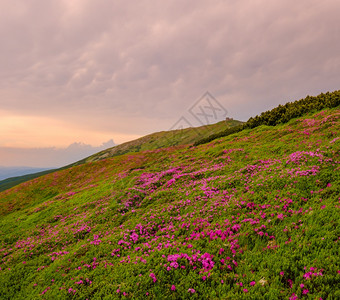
0,169,57,193
0,119,241,192
194,90,340,146
0,103,339,299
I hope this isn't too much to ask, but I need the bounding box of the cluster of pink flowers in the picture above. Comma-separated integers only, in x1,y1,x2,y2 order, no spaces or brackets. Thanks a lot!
90,234,102,245
289,293,298,300
40,286,51,295
49,250,69,261
303,266,323,280
68,287,76,294
201,252,215,271
286,151,323,165
149,273,157,283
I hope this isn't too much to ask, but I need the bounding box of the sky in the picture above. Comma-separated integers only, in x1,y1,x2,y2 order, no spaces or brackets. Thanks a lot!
0,140,115,168
0,0,340,167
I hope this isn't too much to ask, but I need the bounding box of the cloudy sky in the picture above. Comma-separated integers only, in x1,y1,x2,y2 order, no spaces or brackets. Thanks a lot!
1,0,339,167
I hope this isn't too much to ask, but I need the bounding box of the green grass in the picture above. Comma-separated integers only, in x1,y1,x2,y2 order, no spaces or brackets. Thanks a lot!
0,105,339,299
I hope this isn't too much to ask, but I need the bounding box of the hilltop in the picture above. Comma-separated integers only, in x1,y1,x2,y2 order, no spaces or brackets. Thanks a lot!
0,91,339,299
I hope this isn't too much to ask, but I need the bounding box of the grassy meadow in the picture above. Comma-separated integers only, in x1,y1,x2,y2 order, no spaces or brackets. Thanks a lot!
0,99,339,299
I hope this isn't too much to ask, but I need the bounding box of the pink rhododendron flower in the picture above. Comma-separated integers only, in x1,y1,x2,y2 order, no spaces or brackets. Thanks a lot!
149,273,157,283
289,293,298,300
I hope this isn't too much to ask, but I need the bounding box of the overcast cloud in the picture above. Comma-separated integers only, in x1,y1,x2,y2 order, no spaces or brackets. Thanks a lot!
0,0,339,166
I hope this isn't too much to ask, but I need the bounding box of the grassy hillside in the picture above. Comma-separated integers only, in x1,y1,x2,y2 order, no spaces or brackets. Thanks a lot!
194,90,340,146
0,170,57,193
0,105,339,299
0,119,241,192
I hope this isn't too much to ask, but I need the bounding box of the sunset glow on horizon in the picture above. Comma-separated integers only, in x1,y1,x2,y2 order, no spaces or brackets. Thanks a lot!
0,109,141,148
1,0,339,166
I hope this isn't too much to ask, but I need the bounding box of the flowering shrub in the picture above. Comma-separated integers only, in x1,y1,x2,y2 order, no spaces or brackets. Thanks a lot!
0,107,339,299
